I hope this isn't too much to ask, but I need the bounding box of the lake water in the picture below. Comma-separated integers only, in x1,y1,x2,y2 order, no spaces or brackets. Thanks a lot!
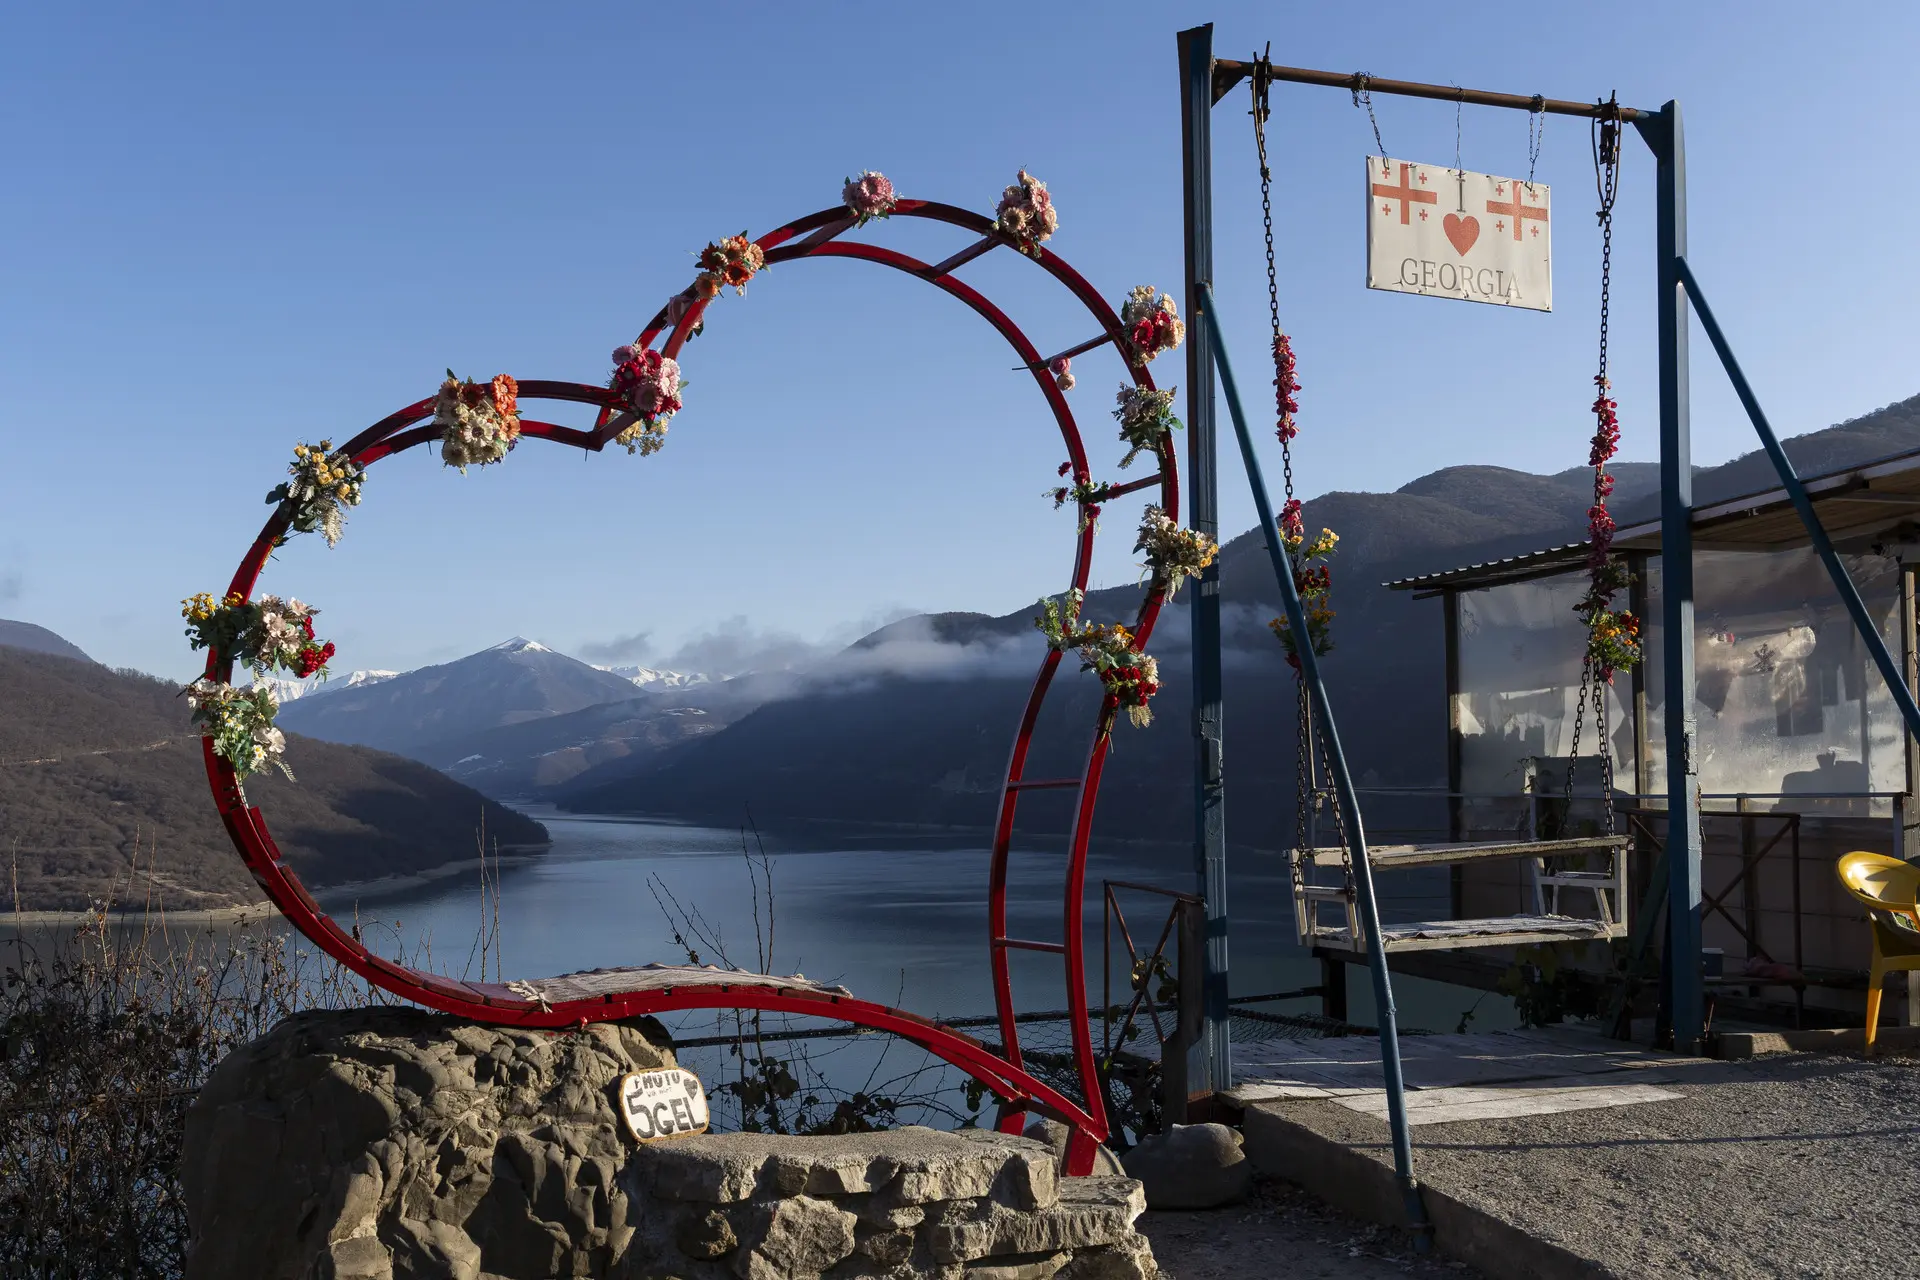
316,809,1517,1038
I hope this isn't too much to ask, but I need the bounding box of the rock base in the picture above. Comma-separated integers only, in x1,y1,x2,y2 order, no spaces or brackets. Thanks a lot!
180,1008,1158,1280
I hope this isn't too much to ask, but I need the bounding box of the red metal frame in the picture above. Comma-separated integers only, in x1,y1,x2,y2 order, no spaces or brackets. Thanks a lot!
204,198,1176,1174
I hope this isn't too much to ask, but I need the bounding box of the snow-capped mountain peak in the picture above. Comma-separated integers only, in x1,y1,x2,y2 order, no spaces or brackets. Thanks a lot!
595,664,712,692
258,668,400,705
490,636,552,655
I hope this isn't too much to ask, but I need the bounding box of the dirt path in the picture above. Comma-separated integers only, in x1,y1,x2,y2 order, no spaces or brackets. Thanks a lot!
1141,1178,1479,1279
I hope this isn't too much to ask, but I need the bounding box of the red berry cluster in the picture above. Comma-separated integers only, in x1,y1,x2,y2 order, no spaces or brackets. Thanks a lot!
294,615,334,677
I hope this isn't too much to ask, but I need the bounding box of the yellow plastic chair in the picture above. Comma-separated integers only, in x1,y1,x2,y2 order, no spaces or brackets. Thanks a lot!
1835,851,1920,1056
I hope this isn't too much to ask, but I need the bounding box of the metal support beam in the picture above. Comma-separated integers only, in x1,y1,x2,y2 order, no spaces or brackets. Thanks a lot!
1675,256,1920,750
1198,281,1429,1242
1637,102,1705,1052
1443,590,1465,916
1904,564,1920,863
1178,22,1230,1094
1209,59,1653,120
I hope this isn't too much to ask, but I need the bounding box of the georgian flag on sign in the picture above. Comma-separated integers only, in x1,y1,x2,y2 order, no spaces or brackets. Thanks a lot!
1364,156,1552,312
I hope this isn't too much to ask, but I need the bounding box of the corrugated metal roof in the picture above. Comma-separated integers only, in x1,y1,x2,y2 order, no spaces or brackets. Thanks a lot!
1384,445,1920,594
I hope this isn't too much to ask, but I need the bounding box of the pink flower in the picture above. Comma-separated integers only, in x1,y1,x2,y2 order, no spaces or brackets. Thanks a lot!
843,171,897,222
1049,356,1071,377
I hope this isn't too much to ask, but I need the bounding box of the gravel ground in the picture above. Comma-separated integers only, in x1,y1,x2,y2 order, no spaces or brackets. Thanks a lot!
1261,1047,1920,1279
1141,1177,1482,1279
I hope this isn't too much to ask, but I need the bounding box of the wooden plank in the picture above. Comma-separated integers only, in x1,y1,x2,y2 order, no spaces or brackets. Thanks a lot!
1333,1079,1684,1126
1305,836,1628,869
1313,915,1623,953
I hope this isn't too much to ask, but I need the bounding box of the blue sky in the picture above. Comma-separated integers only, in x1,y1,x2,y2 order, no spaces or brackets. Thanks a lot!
3,2,1914,679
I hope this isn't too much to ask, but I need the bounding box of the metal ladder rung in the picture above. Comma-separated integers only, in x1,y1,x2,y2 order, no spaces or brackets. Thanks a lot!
993,937,1068,954
925,237,997,278
1006,778,1079,792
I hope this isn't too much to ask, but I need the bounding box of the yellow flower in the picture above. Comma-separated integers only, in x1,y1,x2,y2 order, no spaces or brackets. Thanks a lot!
294,444,309,458
335,485,350,500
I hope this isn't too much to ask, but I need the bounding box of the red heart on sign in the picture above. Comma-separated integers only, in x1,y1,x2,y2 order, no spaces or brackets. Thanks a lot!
1443,214,1479,257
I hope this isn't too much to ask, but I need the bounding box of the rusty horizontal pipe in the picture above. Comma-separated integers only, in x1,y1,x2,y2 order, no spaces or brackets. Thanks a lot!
1212,58,1649,121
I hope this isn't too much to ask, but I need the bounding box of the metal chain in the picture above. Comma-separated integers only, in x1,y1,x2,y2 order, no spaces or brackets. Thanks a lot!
1256,57,1318,887
1350,72,1388,160
1254,59,1294,508
1526,95,1546,189
1567,94,1624,837
1453,86,1463,174
1254,58,1345,900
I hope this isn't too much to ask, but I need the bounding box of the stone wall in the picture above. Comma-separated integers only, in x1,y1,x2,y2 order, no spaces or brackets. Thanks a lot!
180,1008,1157,1280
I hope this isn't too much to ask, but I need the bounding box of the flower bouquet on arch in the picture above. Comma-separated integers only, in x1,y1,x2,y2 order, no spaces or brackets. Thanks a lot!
1134,505,1217,599
266,440,364,547
610,344,684,456
694,233,766,299
843,171,897,226
1113,385,1181,469
434,372,521,472
183,592,335,680
187,678,292,782
1035,589,1162,728
993,170,1058,259
1048,463,1118,532
1120,286,1186,367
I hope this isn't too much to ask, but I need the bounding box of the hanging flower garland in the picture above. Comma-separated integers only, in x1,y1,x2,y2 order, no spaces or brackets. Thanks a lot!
434,372,521,472
187,678,291,782
993,170,1058,259
1268,499,1339,670
1120,286,1186,367
1035,590,1160,728
1049,357,1075,391
1273,333,1300,442
1048,462,1116,531
1577,375,1641,682
695,233,766,299
610,345,684,456
1134,505,1217,599
183,592,335,679
1114,385,1181,469
843,171,897,225
267,440,364,548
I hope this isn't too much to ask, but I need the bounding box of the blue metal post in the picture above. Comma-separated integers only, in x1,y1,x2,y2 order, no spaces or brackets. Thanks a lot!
1177,23,1231,1097
1637,101,1705,1051
1676,257,1920,744
1197,282,1429,1241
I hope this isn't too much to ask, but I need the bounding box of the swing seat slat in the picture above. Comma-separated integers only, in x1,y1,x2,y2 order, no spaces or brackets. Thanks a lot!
1310,914,1626,953
1299,835,1628,870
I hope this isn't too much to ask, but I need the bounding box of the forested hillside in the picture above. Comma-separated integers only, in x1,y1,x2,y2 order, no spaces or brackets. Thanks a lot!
0,647,547,911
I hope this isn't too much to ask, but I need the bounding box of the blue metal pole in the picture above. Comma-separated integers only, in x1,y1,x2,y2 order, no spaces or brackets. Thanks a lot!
1197,282,1429,1241
1676,256,1920,744
1177,23,1231,1097
1636,101,1705,1051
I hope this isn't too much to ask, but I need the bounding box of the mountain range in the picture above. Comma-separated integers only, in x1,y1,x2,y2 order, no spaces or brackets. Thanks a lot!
11,389,1915,904
221,391,1920,859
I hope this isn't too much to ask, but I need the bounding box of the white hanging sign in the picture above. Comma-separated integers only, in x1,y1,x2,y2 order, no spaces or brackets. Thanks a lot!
617,1067,711,1142
1364,156,1552,312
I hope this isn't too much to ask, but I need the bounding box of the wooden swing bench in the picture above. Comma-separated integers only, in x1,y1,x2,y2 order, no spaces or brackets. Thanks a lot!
1293,834,1631,953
